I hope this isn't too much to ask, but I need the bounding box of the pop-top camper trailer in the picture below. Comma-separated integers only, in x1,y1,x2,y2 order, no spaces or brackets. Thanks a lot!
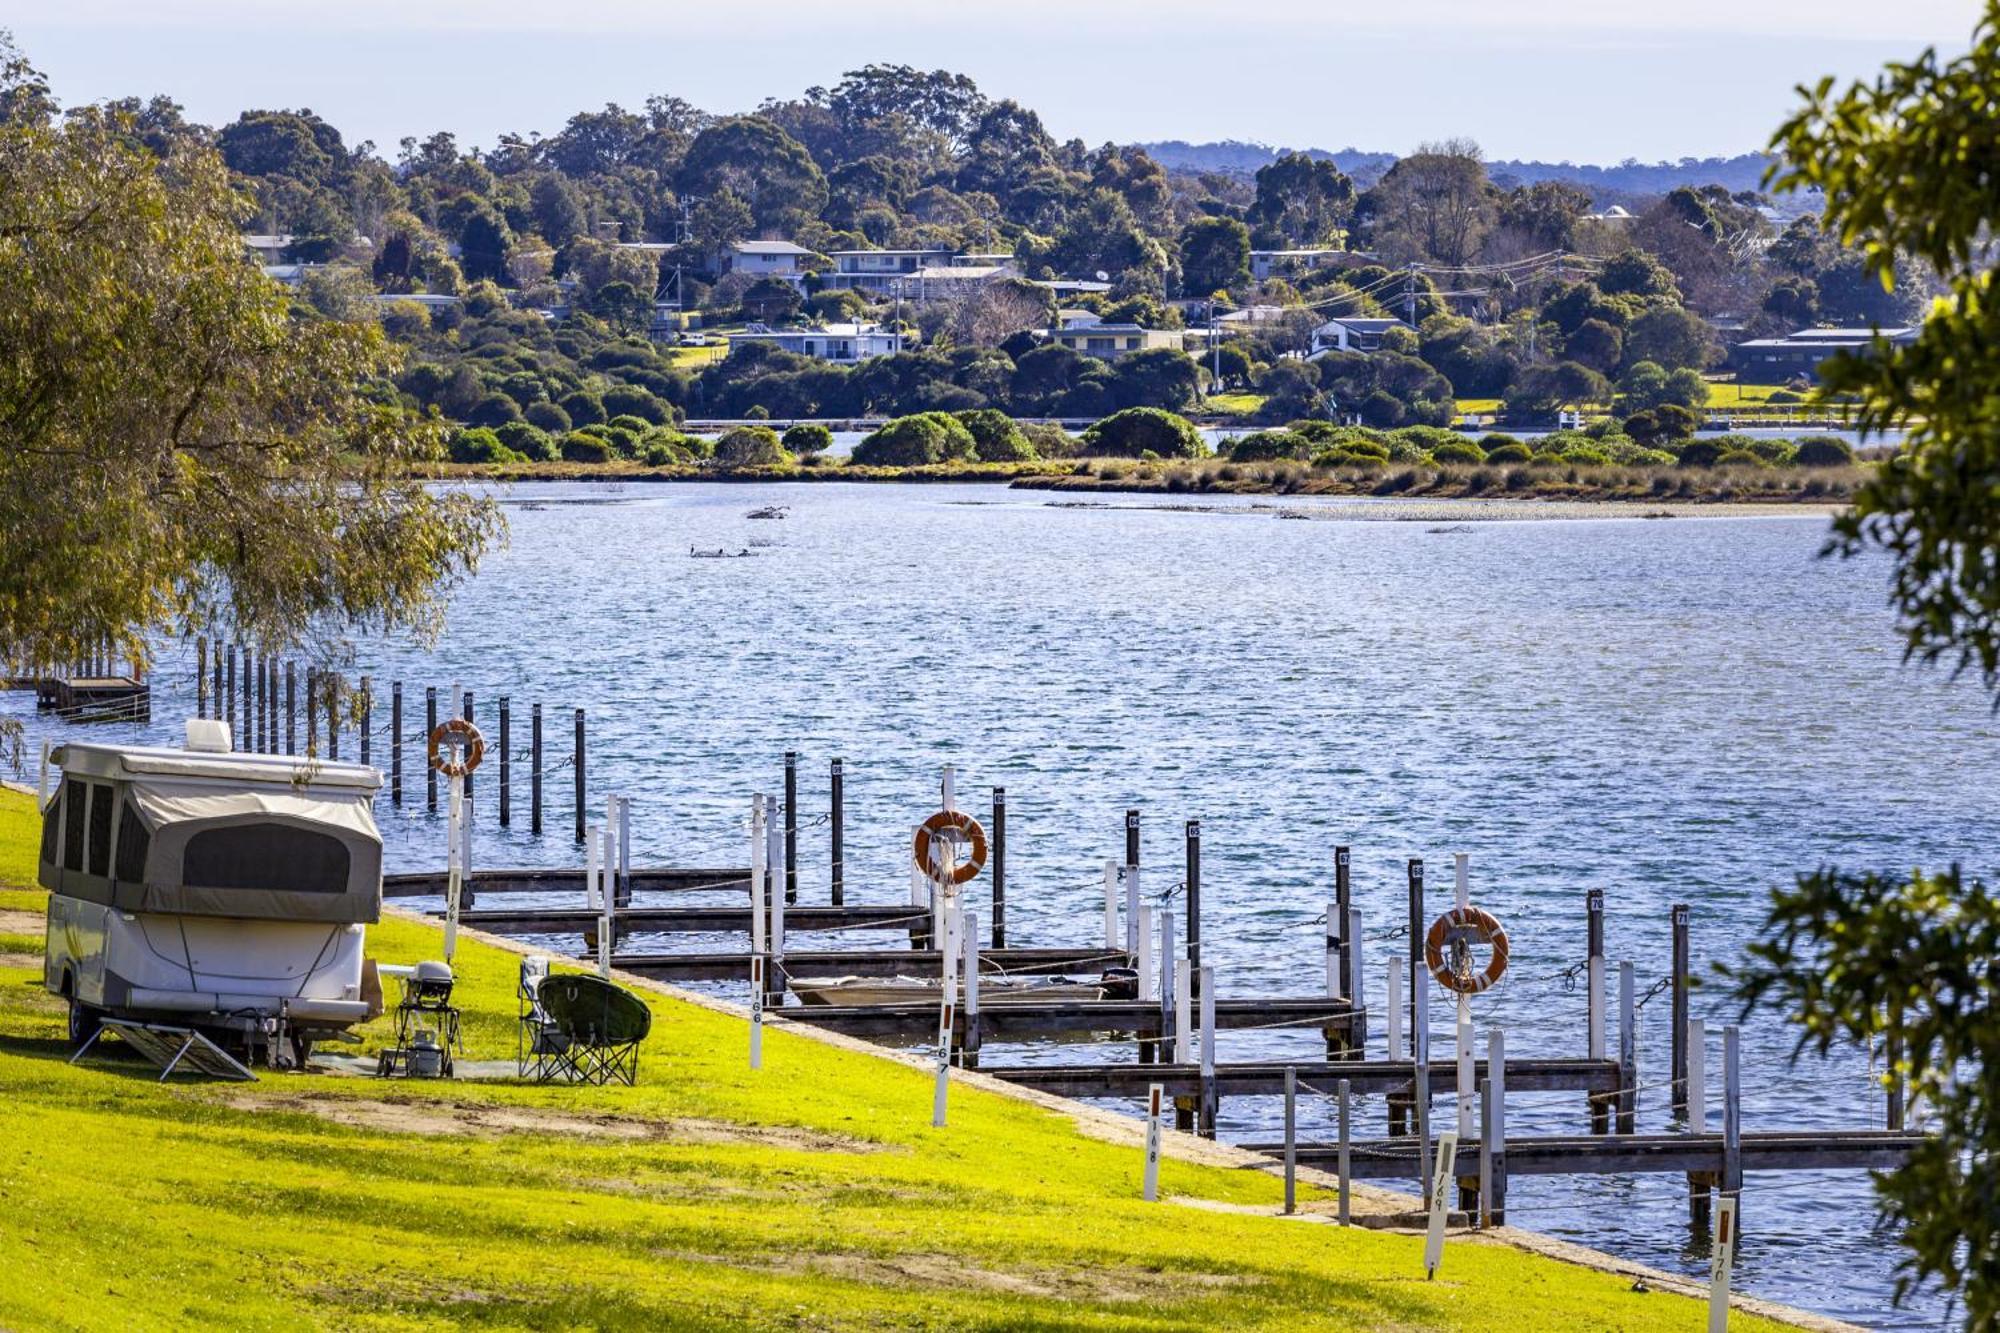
40,720,384,1062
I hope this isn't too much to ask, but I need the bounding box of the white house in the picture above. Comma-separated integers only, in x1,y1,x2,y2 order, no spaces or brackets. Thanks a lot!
242,234,294,263
1309,316,1408,355
889,264,1012,303
1045,323,1183,360
728,240,815,289
1056,309,1102,330
1249,248,1340,282
824,248,951,295
727,321,903,364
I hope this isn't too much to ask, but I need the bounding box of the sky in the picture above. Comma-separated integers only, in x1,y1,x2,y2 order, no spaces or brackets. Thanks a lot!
7,1,1987,164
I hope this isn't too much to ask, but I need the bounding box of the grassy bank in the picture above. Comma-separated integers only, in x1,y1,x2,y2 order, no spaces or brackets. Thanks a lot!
0,786,1788,1329
422,455,1861,505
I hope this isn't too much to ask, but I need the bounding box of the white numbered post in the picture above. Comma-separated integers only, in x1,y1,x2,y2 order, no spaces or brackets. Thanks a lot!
1143,1083,1164,1201
1137,905,1156,1002
1173,962,1192,1064
749,955,765,1069
1425,1130,1459,1279
443,771,465,962
932,891,959,1128
1103,862,1120,951
1709,1195,1738,1331
1387,961,1404,1061
597,826,615,977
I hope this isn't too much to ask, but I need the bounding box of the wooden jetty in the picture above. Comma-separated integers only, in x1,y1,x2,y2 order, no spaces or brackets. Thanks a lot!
1259,1129,1927,1180
612,946,1128,983
981,1056,1618,1103
452,903,920,935
785,996,1359,1042
388,867,751,900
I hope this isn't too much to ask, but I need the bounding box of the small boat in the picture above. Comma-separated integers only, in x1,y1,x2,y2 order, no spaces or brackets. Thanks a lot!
745,505,789,520
790,975,1109,1007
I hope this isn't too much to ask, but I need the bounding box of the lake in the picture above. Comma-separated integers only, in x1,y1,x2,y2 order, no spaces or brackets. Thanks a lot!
12,480,1992,1327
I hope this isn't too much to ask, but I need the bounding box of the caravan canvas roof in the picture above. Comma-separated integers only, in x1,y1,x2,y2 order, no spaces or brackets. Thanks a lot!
42,742,384,924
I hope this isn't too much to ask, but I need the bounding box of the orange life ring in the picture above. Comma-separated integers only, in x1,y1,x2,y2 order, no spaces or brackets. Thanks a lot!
1424,905,1510,995
912,810,987,885
427,717,485,777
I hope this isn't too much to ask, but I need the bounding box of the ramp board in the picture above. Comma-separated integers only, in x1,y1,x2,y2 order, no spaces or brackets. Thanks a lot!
71,1018,258,1082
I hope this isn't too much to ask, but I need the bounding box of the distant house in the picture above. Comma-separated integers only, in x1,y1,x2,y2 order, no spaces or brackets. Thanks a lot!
1215,304,1292,328
1046,324,1183,360
260,264,309,288
242,234,294,263
1032,277,1115,301
1583,205,1634,224
728,240,815,289
727,322,903,364
1249,249,1341,282
824,248,952,296
1729,326,1919,382
1056,309,1102,330
889,264,1012,303
366,293,463,313
1309,317,1409,355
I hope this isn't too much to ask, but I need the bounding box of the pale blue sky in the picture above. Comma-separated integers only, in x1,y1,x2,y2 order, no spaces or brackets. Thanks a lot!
9,1,1986,163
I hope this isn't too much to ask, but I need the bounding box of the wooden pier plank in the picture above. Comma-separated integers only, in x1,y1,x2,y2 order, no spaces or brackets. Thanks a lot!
783,997,1359,1040
447,903,918,934
611,946,1131,983
1257,1130,1927,1180
385,866,751,898
983,1057,1617,1100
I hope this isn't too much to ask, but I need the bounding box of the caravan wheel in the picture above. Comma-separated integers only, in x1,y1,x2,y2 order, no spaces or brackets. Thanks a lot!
64,990,101,1050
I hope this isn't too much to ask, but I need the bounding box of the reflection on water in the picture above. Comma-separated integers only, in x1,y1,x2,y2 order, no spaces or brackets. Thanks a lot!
13,481,1986,1327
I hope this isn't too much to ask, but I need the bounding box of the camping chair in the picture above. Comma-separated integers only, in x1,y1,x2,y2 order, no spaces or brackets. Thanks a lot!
517,956,568,1079
533,972,652,1086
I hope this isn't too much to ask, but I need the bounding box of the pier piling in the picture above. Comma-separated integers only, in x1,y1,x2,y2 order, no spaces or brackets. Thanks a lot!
829,759,845,906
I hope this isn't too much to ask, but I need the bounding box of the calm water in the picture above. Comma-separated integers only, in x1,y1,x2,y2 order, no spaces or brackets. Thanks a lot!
14,481,1993,1327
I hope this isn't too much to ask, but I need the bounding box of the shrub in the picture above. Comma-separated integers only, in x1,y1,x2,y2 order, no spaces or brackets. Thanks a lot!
1429,440,1486,465
559,390,607,426
1675,439,1726,467
559,432,613,463
713,425,791,467
638,427,702,464
1559,445,1611,466
852,412,978,467
1314,448,1387,469
1229,430,1312,462
524,400,572,434
1745,438,1797,465
494,421,556,461
954,409,1036,461
1079,408,1206,459
1020,422,1077,458
1388,425,1463,454
1715,449,1767,468
781,423,835,456
448,427,523,464
744,404,770,420
1483,441,1532,463
466,392,522,428
1793,434,1857,467
602,385,672,425
1598,439,1675,467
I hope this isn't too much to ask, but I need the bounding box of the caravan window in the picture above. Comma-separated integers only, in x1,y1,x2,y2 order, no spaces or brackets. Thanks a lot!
115,798,150,884
39,786,59,867
183,825,350,895
87,783,112,877
61,781,84,873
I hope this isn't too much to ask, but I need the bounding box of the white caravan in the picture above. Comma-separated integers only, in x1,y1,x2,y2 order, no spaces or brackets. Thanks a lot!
40,721,384,1062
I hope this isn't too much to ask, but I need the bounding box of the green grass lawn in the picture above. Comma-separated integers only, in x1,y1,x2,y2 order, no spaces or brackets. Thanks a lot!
1203,392,1267,416
0,787,1784,1329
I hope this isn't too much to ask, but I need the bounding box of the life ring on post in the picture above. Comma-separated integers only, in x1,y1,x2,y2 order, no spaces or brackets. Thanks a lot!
912,810,988,886
1425,905,1510,995
427,718,485,777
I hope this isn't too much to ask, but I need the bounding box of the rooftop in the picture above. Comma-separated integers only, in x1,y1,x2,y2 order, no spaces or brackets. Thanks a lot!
734,240,815,256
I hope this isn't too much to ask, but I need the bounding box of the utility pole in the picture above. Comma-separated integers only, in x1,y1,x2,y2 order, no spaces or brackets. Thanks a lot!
1405,263,1420,326
1208,299,1220,387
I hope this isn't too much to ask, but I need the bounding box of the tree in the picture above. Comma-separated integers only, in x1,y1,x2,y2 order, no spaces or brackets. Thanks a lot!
530,173,587,249
954,409,1035,461
1564,318,1623,374
1079,407,1205,458
851,412,976,466
1596,249,1679,300
457,203,512,284
1179,216,1251,297
1369,139,1494,266
0,115,496,698
712,424,790,466
1623,304,1712,372
1728,15,2000,1324
0,30,56,126
781,423,833,456
1111,348,1201,412
679,116,829,233
1504,361,1609,418
1247,153,1355,247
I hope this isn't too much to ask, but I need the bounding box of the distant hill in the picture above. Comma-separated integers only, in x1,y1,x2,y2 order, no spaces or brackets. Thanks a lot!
1139,140,1778,198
